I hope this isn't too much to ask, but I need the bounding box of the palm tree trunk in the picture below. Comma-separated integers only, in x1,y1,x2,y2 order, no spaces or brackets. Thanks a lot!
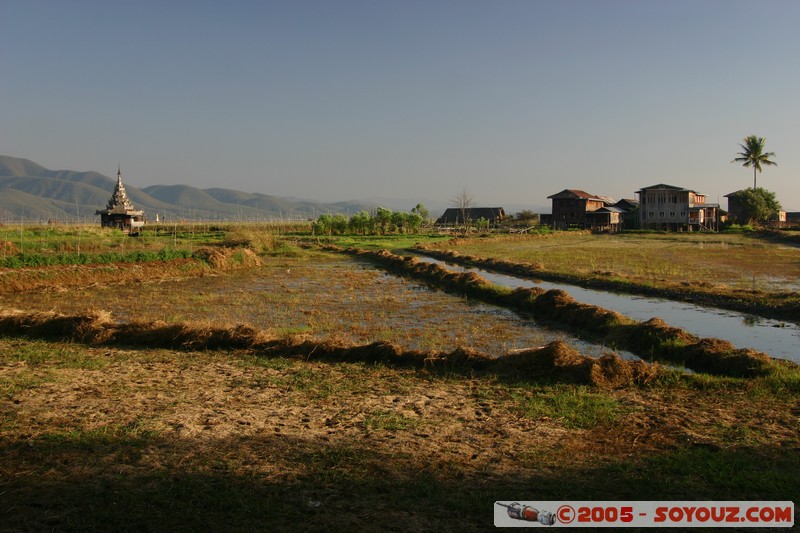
753,167,757,189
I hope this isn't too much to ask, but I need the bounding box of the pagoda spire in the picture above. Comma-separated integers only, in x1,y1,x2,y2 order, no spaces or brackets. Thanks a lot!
106,165,135,211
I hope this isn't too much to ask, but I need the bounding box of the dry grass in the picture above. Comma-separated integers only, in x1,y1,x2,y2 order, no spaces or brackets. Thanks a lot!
0,240,19,255
1,336,797,531
417,239,800,322
0,308,656,388
0,246,260,293
426,232,800,293
0,255,590,356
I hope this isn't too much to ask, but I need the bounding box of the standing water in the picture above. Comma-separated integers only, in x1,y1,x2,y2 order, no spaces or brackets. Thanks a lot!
419,256,800,363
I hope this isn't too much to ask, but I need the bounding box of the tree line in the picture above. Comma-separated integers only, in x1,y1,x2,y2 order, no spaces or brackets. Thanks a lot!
312,204,430,235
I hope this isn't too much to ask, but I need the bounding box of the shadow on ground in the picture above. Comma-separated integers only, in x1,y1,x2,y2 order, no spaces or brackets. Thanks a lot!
2,430,796,532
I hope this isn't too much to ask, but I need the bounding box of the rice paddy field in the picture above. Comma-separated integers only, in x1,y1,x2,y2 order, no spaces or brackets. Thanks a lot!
426,231,800,293
1,225,799,531
0,255,611,357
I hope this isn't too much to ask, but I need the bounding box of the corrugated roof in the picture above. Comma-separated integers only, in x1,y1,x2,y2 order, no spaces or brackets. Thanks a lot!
547,189,605,201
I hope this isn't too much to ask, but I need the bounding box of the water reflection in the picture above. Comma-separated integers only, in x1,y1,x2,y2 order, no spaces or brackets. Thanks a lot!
418,256,800,363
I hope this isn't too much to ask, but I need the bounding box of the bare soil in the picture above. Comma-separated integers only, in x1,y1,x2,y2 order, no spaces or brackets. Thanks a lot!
1,338,798,531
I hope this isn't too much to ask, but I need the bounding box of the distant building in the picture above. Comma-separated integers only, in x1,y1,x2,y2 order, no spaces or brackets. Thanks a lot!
613,198,640,230
637,183,717,231
96,166,145,232
435,207,506,226
547,189,608,230
585,206,625,232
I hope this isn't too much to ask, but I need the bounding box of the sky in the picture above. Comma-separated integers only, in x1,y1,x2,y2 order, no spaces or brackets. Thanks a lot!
2,0,799,210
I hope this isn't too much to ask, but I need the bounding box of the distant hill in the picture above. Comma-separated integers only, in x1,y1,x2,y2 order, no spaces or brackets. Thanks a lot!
0,155,377,222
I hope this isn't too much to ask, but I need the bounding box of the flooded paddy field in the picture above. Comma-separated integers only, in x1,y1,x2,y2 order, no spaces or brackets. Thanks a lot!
1,256,613,357
434,232,800,293
419,256,800,363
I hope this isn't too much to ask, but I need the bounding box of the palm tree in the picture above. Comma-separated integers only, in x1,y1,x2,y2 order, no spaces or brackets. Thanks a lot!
732,135,777,188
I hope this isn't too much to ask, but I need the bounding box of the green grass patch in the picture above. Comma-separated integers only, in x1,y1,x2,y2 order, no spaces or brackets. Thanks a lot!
0,370,52,400
362,410,422,431
0,248,193,268
509,384,621,429
36,419,158,448
309,232,450,253
2,341,108,370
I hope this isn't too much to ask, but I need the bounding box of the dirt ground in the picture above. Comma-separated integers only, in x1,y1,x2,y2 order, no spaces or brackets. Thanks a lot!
2,338,798,531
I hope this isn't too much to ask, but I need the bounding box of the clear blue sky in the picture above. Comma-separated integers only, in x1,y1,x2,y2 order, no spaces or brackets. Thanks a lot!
2,0,799,210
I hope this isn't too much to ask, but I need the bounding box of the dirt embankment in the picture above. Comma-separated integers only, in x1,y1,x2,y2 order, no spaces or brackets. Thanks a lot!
332,246,783,378
415,246,800,323
0,308,658,389
0,247,260,293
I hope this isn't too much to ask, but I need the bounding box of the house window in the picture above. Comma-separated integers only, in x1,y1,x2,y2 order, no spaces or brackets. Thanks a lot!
649,211,654,217
670,211,675,217
659,212,664,217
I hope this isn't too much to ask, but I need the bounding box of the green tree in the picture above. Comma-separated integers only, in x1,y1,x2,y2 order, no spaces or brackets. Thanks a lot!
374,207,392,235
515,210,539,223
348,211,372,235
331,214,349,234
728,188,782,225
411,203,430,226
406,212,423,233
391,211,408,234
732,135,777,189
312,213,334,235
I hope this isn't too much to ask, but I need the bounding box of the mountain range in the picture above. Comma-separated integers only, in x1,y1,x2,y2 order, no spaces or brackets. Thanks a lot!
0,156,382,222
0,156,547,222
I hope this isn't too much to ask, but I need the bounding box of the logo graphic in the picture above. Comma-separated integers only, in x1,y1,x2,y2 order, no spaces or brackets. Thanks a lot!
496,502,556,526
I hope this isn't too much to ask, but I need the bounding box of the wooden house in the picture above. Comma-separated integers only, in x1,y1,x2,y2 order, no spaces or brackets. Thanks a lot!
637,184,717,231
585,206,624,232
547,189,607,229
613,198,640,229
435,207,506,226
96,166,145,233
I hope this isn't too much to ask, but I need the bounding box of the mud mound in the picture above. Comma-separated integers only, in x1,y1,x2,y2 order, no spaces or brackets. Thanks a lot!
508,286,546,306
494,341,658,388
337,341,415,365
435,346,494,370
0,308,112,341
0,241,18,255
606,319,773,377
531,290,626,334
193,247,262,270
683,338,773,377
608,317,696,355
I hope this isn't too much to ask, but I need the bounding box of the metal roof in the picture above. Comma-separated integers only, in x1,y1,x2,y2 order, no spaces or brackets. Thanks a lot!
547,189,605,201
